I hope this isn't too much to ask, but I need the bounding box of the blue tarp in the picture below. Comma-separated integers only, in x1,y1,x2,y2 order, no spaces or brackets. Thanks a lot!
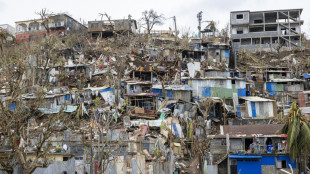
100,88,114,93
303,74,310,78
65,94,70,101
229,155,262,159
202,87,211,97
166,90,172,98
236,105,241,117
9,104,16,111
152,89,162,97
172,123,180,138
225,50,229,58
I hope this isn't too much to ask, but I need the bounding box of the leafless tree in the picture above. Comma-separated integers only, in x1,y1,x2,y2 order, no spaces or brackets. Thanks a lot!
140,9,165,35
0,41,70,174
219,22,230,43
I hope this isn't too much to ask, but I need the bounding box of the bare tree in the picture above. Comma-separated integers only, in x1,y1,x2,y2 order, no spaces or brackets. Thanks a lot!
0,41,71,174
140,9,164,35
219,22,230,43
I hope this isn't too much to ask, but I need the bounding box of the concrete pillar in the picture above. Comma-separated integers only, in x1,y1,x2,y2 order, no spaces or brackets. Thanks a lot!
288,11,291,50
263,12,265,32
298,10,302,46
132,158,138,174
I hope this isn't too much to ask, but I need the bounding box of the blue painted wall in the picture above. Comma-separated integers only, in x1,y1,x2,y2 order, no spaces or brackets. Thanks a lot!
277,156,296,168
167,90,173,98
238,88,246,97
237,159,261,174
152,89,162,97
202,87,211,97
251,102,256,118
236,156,296,174
266,82,276,96
100,88,115,93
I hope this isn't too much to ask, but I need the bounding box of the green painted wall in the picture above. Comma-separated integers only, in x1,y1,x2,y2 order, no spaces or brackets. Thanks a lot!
275,83,284,91
210,84,237,99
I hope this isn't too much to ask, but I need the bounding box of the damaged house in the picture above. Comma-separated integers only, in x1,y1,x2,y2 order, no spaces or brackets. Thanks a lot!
231,9,303,53
88,18,137,38
15,13,87,43
207,124,296,174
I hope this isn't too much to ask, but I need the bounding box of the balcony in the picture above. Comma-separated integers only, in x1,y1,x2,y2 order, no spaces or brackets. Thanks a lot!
230,143,288,155
48,21,65,28
232,31,280,39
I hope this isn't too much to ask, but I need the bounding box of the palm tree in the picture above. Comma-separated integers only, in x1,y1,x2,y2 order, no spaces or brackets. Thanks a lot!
279,101,310,172
0,30,6,52
0,30,15,52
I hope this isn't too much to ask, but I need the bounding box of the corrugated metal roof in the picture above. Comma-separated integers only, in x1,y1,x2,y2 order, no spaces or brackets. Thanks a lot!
125,93,158,97
229,155,262,159
152,84,192,91
239,96,275,102
221,124,284,136
270,79,304,82
83,86,109,91
38,105,78,114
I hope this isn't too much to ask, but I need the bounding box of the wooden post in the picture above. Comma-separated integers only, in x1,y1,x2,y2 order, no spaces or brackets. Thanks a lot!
226,133,231,174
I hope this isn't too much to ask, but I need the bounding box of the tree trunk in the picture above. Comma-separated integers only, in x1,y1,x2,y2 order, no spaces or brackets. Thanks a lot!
298,150,303,173
90,125,93,174
115,78,121,106
6,170,13,174
161,81,165,99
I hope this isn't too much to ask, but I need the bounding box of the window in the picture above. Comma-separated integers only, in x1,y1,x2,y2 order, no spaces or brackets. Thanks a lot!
237,14,244,19
55,22,62,27
230,160,238,174
254,19,263,24
237,29,243,34
233,39,240,42
265,25,277,31
277,160,287,168
91,23,99,28
282,161,287,168
63,157,69,161
245,138,253,151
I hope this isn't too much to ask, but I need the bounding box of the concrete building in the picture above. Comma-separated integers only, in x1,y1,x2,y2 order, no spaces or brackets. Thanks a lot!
231,9,303,53
0,24,15,36
206,124,296,174
88,19,137,38
15,14,87,43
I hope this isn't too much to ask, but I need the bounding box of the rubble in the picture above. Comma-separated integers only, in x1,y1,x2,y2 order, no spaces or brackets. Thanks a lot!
0,6,310,174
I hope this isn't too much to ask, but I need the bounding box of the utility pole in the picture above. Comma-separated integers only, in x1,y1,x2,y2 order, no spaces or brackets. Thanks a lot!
128,14,132,37
173,16,177,43
197,11,203,39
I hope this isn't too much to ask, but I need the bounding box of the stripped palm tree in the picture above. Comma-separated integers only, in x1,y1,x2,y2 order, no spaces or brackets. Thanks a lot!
205,21,216,37
0,30,6,52
0,30,15,52
279,101,310,172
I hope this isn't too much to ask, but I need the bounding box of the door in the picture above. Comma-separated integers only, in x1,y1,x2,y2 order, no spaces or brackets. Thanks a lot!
251,102,256,118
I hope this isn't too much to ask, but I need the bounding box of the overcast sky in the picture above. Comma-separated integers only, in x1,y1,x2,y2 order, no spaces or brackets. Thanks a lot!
1,0,310,36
